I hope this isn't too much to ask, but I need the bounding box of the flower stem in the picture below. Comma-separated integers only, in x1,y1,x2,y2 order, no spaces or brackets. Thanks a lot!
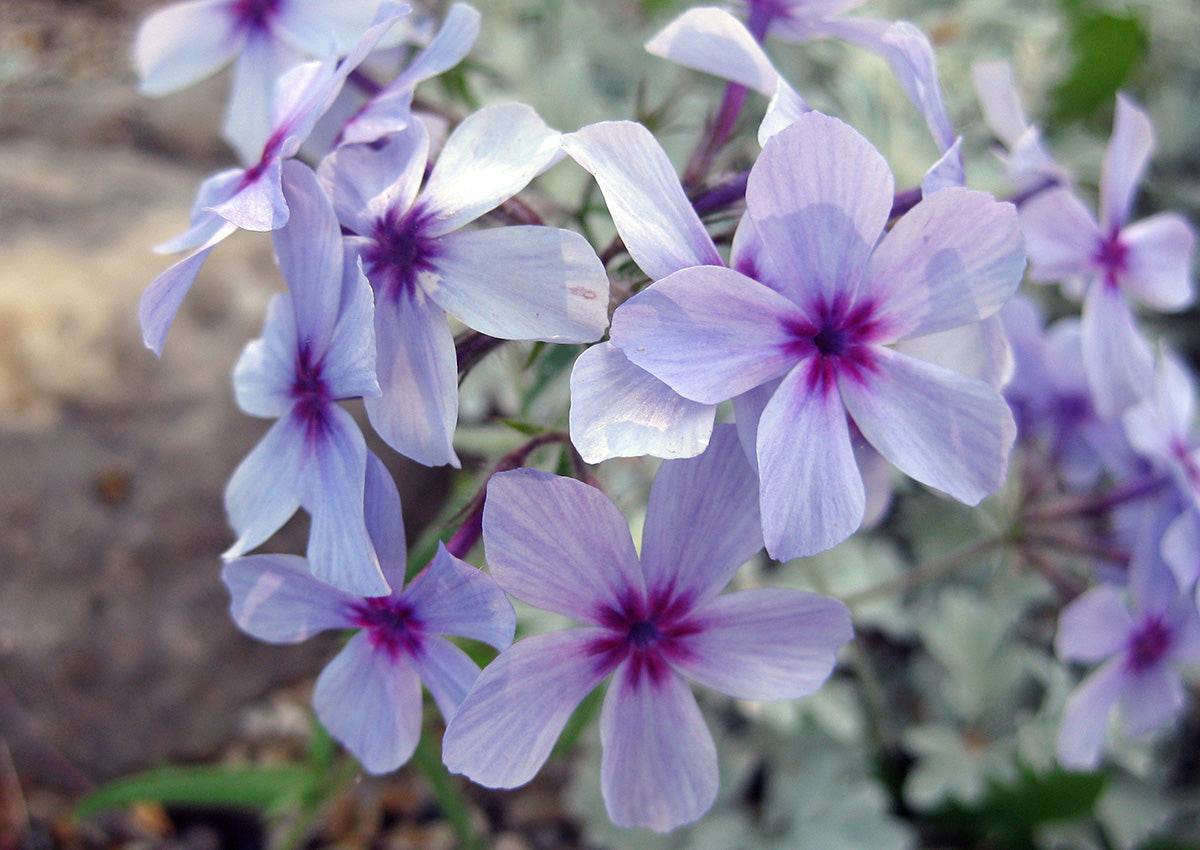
1021,474,1168,524
844,537,1004,606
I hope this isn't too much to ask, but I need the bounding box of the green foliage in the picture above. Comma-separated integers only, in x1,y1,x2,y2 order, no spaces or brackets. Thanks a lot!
75,764,322,819
1049,2,1148,126
932,763,1108,848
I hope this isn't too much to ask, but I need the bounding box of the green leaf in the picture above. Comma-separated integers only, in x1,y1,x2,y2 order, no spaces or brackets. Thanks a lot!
1049,6,1147,126
76,765,318,819
499,418,547,437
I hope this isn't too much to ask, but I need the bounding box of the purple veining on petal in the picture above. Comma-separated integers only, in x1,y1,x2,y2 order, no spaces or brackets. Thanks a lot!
351,596,428,659
1125,615,1173,673
586,587,702,687
1169,438,1200,495
363,204,442,302
781,295,884,389
230,0,283,33
1094,228,1130,290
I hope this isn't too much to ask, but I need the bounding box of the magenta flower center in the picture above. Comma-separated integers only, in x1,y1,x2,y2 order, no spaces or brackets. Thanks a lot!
352,597,426,659
784,296,884,390
364,205,440,302
588,589,701,687
291,345,331,437
231,0,282,31
1094,230,1129,288
1126,616,1172,673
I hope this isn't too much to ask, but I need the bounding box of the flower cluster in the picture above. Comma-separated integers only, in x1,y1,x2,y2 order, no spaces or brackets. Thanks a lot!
131,0,1197,835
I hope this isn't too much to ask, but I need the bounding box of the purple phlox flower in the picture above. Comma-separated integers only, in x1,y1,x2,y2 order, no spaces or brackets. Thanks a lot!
1020,94,1196,417
970,60,1069,193
647,7,963,194
1125,347,1200,589
222,161,388,596
561,120,727,464
135,0,410,164
334,2,482,148
441,426,852,832
318,106,609,468
1055,506,1200,770
138,6,408,356
222,454,515,774
610,112,1025,561
1001,296,1133,490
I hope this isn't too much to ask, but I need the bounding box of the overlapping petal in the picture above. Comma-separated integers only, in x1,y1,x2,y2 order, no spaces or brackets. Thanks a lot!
222,554,356,643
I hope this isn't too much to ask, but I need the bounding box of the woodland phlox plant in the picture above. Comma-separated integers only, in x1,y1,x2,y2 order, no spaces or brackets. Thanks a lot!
132,0,1199,836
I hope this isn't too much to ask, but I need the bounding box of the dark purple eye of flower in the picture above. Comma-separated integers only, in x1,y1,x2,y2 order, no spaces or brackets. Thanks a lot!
352,597,426,658
291,345,330,431
587,589,701,685
812,324,848,357
1094,230,1129,286
231,0,282,31
364,206,440,301
627,620,660,648
1126,616,1172,672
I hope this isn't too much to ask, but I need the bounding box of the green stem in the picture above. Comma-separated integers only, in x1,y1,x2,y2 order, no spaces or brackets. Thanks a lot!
411,734,483,850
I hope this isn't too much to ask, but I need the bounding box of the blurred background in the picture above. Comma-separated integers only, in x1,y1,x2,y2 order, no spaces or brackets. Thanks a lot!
2,0,1199,848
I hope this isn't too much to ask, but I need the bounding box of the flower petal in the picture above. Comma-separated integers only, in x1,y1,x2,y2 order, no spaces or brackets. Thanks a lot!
645,7,779,95
971,60,1030,149
322,256,380,400
1054,585,1135,663
222,554,355,643
223,415,305,559
139,222,237,356
402,543,516,649
273,160,343,354
320,121,429,235
314,632,423,774
1056,657,1127,771
392,2,480,89
411,636,481,723
893,316,1014,390
301,405,390,596
425,226,609,342
600,664,717,833
1119,665,1184,738
364,451,407,589
209,157,289,232
273,0,390,56
840,346,1016,505
1162,510,1200,591
640,425,762,607
1018,188,1102,283
419,103,562,236
482,469,644,623
223,34,304,166
569,342,716,464
1120,212,1196,311
233,294,299,418
610,266,804,405
155,169,245,255
442,629,610,787
757,360,865,560
1100,93,1154,232
865,188,1025,342
364,289,460,468
746,112,894,307
674,588,851,701
135,0,242,96
1081,280,1154,417
562,121,721,280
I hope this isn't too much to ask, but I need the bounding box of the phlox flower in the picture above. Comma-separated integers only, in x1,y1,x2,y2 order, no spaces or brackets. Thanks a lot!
647,7,962,193
223,455,514,773
1001,296,1132,490
318,108,609,467
1055,511,1200,770
970,60,1069,193
1020,94,1196,417
1125,348,1200,589
222,161,386,596
441,426,852,832
610,112,1025,560
139,7,405,356
135,0,406,162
